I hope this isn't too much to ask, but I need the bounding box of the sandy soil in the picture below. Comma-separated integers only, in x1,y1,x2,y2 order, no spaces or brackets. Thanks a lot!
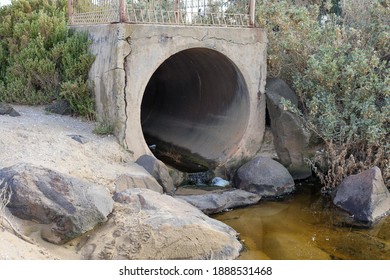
0,105,146,259
0,105,138,186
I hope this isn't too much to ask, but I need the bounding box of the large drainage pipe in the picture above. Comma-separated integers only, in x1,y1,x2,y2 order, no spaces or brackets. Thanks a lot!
75,24,267,175
141,48,250,172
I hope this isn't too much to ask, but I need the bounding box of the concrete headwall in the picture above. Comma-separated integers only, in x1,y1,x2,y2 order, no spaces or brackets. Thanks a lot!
74,23,267,173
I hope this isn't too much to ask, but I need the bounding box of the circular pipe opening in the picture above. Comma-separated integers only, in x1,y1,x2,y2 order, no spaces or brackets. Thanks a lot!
141,48,249,172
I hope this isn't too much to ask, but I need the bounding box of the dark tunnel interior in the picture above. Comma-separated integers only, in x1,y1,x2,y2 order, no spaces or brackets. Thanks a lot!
141,48,249,172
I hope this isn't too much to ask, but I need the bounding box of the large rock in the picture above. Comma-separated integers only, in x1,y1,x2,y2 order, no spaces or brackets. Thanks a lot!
45,99,72,115
0,103,20,117
266,77,299,106
0,163,114,244
114,174,163,194
332,167,390,226
266,78,312,179
136,154,175,194
177,189,261,214
234,156,295,198
81,188,242,259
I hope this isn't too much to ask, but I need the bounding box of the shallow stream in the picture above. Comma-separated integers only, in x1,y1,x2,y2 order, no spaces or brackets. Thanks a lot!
213,182,390,260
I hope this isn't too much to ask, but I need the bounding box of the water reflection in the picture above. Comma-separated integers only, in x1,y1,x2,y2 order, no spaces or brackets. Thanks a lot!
213,182,390,260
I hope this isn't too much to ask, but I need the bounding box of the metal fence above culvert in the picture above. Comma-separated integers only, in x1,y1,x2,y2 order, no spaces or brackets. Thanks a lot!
68,0,256,27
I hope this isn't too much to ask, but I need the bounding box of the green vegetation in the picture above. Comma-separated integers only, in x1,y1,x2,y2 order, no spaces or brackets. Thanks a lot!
93,121,114,136
0,0,388,189
0,0,95,119
257,0,389,190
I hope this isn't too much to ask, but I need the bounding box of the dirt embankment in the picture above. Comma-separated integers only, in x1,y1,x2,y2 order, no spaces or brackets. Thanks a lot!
0,105,138,259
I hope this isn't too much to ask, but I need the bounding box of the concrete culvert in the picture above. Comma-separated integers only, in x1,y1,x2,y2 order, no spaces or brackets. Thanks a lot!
141,48,250,172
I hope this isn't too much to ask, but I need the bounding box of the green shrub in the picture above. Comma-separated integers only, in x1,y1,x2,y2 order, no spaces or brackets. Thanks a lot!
340,0,390,58
0,0,95,118
293,40,389,190
256,0,323,84
257,0,389,189
93,121,114,136
60,78,95,120
57,31,95,119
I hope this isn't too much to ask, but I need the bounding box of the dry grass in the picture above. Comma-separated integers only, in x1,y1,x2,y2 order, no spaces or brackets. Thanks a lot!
0,182,34,244
309,141,389,193
0,181,11,220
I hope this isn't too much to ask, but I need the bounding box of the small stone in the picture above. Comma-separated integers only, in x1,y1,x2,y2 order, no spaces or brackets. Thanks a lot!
67,134,89,144
211,177,230,187
0,103,20,117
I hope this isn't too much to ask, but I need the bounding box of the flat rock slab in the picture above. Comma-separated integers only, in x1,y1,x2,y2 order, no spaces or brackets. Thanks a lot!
81,188,242,260
0,163,114,244
176,189,261,214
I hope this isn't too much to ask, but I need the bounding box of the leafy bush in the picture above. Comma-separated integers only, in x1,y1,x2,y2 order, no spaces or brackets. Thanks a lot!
340,0,390,57
294,40,389,190
58,30,96,120
0,0,95,118
256,0,323,84
257,0,389,189
60,78,95,120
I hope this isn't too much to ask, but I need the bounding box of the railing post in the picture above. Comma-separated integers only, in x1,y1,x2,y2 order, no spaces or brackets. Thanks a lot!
249,0,255,27
174,0,180,24
68,0,73,24
119,0,128,23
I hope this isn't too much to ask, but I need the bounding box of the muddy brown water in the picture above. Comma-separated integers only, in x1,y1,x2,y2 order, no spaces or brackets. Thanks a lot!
213,182,390,260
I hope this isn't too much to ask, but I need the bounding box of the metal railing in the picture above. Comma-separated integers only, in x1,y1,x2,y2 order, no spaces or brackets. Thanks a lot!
68,0,256,27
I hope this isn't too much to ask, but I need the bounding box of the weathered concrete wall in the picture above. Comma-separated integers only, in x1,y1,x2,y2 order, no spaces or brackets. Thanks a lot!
73,24,130,142
74,23,267,173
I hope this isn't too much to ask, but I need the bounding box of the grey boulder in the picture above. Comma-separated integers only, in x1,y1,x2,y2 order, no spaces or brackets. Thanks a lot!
114,173,163,194
80,188,243,259
0,163,114,244
136,154,175,194
266,78,312,179
234,156,295,198
332,166,390,226
0,103,20,117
